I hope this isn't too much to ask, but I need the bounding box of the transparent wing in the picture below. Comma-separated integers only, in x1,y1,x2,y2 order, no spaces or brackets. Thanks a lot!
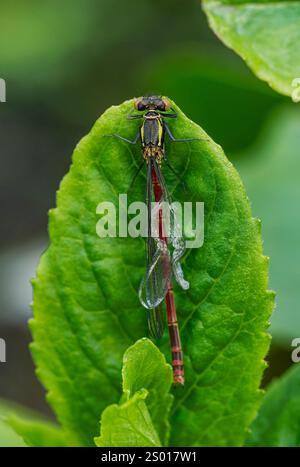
152,159,189,291
147,304,164,340
138,158,189,337
138,161,171,311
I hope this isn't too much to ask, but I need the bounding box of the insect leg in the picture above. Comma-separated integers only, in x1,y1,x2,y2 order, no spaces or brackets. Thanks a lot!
106,131,140,144
160,107,178,118
127,115,144,120
160,111,177,119
127,109,144,120
164,123,208,142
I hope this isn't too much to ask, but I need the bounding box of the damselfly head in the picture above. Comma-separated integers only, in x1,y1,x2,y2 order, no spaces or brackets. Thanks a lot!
134,95,171,112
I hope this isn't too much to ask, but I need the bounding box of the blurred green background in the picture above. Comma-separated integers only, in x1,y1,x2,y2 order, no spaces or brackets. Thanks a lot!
0,0,299,431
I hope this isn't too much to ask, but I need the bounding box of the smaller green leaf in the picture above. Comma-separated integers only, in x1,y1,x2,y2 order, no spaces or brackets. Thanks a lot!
247,364,300,447
95,389,161,447
122,338,173,446
95,338,173,447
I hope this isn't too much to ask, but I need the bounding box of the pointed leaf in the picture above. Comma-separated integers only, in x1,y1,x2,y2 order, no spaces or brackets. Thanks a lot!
31,98,274,446
122,338,173,446
95,339,171,447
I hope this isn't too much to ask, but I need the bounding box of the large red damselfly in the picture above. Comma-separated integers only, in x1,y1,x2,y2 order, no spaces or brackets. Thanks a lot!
108,96,207,385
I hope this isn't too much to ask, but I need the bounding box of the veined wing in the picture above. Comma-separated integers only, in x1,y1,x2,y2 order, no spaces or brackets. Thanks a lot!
147,304,164,340
139,160,172,310
152,159,189,291
138,158,189,337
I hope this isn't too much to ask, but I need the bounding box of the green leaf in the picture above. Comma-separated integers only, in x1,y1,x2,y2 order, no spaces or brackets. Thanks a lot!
122,338,173,446
0,399,67,447
247,364,300,446
236,106,300,344
0,419,26,447
7,415,68,447
95,389,161,447
31,98,273,446
95,338,171,447
203,0,300,97
0,402,26,447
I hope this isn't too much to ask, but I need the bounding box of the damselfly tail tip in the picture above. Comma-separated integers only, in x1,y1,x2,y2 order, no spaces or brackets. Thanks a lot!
173,368,185,386
173,375,185,387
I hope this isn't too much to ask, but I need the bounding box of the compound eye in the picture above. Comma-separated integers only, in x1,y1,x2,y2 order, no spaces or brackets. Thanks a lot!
156,102,165,111
134,97,145,111
153,99,164,110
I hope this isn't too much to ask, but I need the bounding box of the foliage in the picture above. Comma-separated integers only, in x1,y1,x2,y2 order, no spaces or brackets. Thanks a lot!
247,363,300,447
203,0,300,97
22,99,274,446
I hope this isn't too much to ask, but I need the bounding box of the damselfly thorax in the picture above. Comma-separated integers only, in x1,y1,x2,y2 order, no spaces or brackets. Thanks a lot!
141,111,164,164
